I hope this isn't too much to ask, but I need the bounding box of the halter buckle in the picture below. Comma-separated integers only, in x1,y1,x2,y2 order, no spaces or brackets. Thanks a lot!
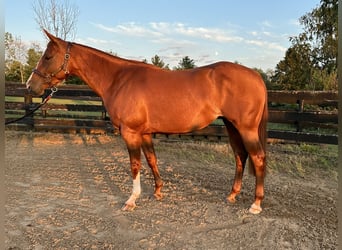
51,86,58,93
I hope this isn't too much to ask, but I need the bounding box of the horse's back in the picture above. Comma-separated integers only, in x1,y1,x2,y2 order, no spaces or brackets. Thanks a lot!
110,61,266,134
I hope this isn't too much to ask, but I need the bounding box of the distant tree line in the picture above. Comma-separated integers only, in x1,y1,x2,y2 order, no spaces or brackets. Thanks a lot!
143,55,196,70
4,0,337,90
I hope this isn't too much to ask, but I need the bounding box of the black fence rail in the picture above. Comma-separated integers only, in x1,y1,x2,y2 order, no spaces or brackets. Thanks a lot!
5,82,338,144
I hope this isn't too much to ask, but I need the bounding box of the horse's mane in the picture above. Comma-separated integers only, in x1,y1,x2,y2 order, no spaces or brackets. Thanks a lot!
71,42,159,69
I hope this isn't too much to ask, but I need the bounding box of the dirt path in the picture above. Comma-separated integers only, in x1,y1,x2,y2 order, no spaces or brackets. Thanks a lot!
5,131,337,249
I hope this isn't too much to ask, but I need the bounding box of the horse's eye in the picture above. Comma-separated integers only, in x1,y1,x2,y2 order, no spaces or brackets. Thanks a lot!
45,55,53,60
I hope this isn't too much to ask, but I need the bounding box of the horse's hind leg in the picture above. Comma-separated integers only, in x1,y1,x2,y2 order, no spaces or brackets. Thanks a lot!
240,129,266,214
224,120,248,203
142,134,163,200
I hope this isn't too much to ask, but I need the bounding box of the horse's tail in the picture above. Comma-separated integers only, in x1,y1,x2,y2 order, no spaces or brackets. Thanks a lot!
259,94,268,158
249,93,268,175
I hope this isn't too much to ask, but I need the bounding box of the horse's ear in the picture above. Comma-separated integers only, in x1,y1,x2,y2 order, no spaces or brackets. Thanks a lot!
43,29,59,43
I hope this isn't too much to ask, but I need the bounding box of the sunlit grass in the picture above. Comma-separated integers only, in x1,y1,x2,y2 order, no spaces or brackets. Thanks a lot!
5,96,101,105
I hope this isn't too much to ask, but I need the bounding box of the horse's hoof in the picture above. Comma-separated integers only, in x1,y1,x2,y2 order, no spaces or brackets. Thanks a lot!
121,203,136,211
226,194,236,204
153,193,163,201
248,203,262,214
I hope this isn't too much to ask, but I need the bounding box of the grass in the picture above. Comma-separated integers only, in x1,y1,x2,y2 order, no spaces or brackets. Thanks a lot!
155,139,338,182
267,142,338,180
5,96,102,105
5,96,103,119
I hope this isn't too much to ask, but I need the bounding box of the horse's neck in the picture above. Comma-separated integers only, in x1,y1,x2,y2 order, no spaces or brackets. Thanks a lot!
71,45,128,97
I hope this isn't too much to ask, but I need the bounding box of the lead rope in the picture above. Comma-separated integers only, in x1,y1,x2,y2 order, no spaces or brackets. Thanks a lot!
5,87,58,125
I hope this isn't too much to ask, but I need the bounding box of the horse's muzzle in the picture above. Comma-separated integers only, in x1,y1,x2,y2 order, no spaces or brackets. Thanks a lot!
26,85,32,93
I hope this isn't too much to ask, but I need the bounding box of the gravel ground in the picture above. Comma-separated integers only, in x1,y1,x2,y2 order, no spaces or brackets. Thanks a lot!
5,131,338,249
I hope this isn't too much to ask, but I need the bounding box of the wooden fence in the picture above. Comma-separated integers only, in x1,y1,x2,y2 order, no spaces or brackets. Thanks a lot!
5,82,338,144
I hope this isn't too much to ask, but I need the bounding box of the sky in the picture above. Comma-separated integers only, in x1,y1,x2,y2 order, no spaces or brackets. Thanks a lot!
5,0,320,71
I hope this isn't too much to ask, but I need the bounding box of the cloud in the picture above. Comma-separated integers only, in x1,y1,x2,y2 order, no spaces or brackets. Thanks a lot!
136,22,283,54
174,23,243,43
91,22,162,38
91,21,243,44
85,37,121,45
245,28,287,52
289,18,301,27
250,31,258,36
260,20,273,28
245,39,286,52
88,21,289,69
151,37,196,47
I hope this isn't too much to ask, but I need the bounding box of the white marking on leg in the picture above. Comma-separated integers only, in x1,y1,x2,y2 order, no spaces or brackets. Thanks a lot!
249,203,262,214
132,172,141,197
124,172,141,210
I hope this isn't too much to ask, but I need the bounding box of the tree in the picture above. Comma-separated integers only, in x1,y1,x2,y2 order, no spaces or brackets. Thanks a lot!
5,61,22,82
271,0,337,90
299,0,337,73
24,43,43,80
5,33,44,83
5,32,26,82
253,68,273,90
174,56,196,70
151,55,169,69
32,0,79,40
5,32,15,61
272,43,314,90
32,0,84,85
65,76,85,85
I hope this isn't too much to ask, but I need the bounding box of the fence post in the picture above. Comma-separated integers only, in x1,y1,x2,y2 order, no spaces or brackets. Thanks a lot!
41,96,48,118
24,93,34,128
296,99,304,132
101,100,107,120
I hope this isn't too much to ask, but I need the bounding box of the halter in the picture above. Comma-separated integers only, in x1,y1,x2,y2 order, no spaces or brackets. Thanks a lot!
32,42,72,86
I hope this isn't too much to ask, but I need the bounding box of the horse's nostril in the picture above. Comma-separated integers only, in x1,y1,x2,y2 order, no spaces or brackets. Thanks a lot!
27,85,32,93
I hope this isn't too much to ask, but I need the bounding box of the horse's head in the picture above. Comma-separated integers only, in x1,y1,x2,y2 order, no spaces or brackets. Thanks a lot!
26,30,71,96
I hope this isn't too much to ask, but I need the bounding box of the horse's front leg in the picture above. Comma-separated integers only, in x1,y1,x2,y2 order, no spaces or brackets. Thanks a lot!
121,131,143,211
224,120,248,203
227,152,248,203
122,148,142,211
142,134,163,200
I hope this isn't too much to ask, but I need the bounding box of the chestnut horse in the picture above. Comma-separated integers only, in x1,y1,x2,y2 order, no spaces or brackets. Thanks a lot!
27,30,268,214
